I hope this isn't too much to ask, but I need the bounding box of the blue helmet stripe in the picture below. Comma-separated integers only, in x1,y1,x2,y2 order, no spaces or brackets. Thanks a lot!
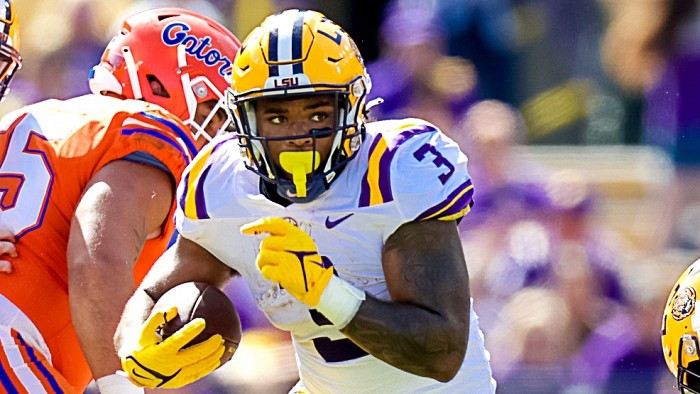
291,11,304,74
268,26,279,77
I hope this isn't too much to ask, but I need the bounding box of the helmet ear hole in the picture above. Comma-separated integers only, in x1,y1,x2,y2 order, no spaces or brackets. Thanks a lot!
147,75,170,98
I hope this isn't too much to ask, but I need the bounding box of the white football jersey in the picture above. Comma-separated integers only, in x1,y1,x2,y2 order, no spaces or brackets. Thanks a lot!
176,118,496,393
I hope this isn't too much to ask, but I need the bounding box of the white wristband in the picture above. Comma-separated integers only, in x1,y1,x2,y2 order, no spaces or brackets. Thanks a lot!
315,275,366,329
95,373,144,394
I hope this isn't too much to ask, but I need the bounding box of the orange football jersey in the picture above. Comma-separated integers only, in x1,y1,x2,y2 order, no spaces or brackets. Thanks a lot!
0,94,197,389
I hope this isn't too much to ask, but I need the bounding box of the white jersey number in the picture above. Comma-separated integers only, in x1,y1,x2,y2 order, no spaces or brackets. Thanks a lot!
0,115,53,238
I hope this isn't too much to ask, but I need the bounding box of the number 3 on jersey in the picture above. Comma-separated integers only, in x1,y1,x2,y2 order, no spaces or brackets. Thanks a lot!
0,114,53,238
413,143,455,185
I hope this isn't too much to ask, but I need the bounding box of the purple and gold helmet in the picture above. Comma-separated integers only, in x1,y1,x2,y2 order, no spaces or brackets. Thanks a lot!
226,9,371,203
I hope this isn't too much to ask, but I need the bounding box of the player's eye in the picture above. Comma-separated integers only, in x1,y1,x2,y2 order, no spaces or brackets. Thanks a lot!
267,115,286,124
311,112,329,122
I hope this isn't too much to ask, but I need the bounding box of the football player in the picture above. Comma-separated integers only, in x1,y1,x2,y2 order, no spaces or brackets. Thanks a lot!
662,259,700,393
116,9,497,393
0,7,240,394
0,0,21,272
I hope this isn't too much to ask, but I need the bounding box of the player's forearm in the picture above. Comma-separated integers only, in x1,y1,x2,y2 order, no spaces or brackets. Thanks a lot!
340,295,468,382
339,219,470,382
113,287,156,353
68,161,174,379
113,237,237,352
67,180,149,378
69,254,138,379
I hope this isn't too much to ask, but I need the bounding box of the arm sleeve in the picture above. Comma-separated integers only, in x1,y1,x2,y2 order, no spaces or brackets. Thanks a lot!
100,108,199,178
176,134,240,237
121,151,170,174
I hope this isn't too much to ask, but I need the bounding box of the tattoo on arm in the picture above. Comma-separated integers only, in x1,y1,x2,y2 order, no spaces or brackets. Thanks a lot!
340,220,470,381
131,221,147,264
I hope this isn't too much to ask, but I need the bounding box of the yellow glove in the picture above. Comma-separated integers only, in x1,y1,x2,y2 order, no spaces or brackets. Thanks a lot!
119,307,225,389
241,217,334,307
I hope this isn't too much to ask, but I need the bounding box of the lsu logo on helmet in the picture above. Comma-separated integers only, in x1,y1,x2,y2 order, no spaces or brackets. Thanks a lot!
672,286,696,321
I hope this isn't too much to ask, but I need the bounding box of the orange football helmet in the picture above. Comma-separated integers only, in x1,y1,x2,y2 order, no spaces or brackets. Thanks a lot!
89,8,240,141
0,0,21,101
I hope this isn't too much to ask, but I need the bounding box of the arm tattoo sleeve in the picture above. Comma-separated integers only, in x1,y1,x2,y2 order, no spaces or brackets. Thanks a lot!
340,220,471,382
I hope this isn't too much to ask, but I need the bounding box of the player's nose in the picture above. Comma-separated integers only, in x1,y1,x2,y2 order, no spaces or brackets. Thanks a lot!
287,123,313,146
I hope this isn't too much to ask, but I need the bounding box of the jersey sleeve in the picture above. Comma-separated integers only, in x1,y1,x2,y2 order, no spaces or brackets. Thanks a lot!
382,119,474,223
175,134,241,239
99,109,198,182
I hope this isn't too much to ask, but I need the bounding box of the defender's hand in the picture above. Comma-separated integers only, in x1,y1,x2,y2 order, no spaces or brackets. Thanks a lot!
0,225,16,273
241,217,333,307
119,307,225,389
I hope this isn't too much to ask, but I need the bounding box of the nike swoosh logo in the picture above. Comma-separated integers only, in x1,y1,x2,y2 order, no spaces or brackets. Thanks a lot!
132,369,152,380
325,213,354,229
128,356,180,387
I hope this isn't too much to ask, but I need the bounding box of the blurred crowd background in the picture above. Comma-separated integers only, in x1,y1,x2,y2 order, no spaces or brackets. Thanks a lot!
13,0,700,392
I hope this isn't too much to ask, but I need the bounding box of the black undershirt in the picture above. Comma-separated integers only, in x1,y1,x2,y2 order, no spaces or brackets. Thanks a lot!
259,178,292,207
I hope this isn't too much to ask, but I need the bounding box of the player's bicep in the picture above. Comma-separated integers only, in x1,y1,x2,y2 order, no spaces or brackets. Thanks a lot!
140,235,236,299
381,219,470,316
68,160,174,270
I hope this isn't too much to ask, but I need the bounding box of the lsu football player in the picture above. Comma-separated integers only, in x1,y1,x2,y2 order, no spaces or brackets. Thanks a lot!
116,9,497,393
0,8,240,393
663,259,700,393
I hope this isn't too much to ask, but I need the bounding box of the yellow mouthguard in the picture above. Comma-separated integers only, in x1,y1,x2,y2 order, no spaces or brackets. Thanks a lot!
279,151,320,198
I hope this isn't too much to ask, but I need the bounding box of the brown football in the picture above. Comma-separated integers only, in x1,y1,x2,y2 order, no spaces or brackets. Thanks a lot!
153,281,242,367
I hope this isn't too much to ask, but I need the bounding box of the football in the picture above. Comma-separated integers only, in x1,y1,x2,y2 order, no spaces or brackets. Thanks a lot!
153,281,242,366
